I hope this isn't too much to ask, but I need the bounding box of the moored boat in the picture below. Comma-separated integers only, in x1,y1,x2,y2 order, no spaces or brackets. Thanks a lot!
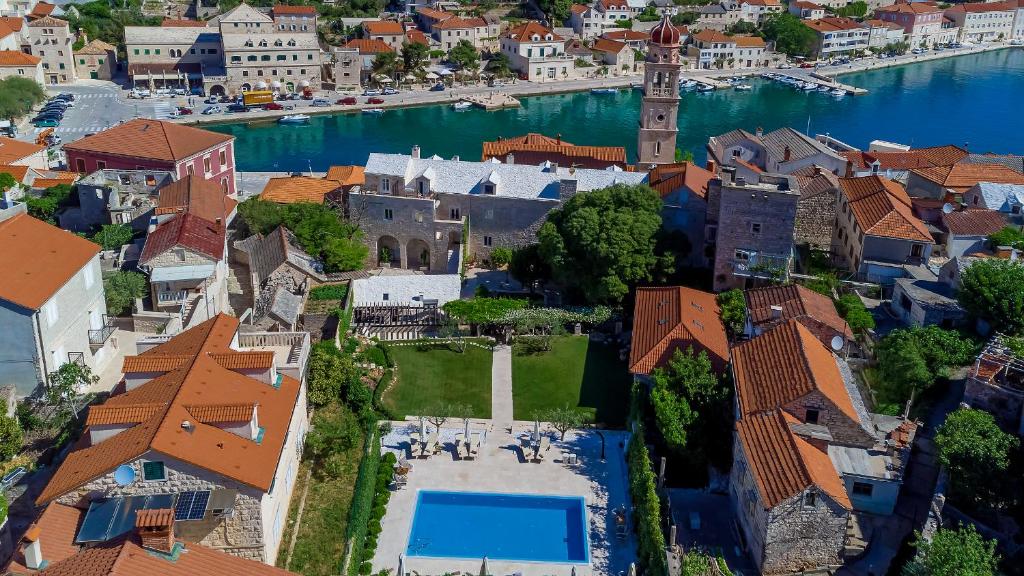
362,108,385,114
278,114,310,124
452,101,473,110
590,88,618,94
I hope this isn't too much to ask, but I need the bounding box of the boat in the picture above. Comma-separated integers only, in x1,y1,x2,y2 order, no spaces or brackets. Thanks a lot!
362,108,385,114
830,88,847,97
681,79,698,89
801,82,817,91
452,101,473,111
590,88,618,94
696,84,714,92
277,114,310,124
817,84,832,92
734,84,753,91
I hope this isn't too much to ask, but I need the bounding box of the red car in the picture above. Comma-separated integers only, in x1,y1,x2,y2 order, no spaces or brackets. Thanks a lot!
337,97,357,105
176,106,193,115
366,97,385,105
799,62,815,68
264,102,284,110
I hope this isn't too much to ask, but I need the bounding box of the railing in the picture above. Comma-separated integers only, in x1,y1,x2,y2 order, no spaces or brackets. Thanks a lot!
88,316,116,348
237,331,310,381
733,252,792,280
157,290,188,304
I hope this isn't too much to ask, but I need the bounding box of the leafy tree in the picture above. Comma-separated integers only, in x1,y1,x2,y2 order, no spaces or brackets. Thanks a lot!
103,270,148,316
728,20,757,34
987,226,1024,250
0,414,22,462
537,0,572,24
835,0,867,18
0,76,45,120
762,13,816,57
322,235,369,272
0,172,17,192
805,272,839,296
371,51,400,82
716,289,746,337
537,405,590,440
442,297,528,325
835,293,875,331
958,259,1024,335
400,40,429,74
237,199,366,273
538,183,663,303
674,149,694,163
903,524,999,576
487,53,513,78
25,184,74,224
426,402,472,430
46,362,98,424
449,40,480,73
672,11,698,26
307,341,358,407
90,224,133,251
936,408,1018,509
637,5,660,21
617,18,634,29
875,327,977,408
509,244,551,291
305,404,362,462
489,246,512,269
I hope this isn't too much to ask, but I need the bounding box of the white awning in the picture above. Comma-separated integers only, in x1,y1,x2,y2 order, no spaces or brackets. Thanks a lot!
255,81,268,89
271,80,282,89
150,264,216,282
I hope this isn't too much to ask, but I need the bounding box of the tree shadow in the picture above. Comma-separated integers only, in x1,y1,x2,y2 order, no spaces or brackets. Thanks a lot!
579,339,631,427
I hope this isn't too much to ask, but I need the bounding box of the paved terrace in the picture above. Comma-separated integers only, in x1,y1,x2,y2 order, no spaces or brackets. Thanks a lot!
376,422,636,576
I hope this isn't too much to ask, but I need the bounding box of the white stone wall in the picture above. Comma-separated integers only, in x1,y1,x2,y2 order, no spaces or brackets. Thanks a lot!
259,380,308,563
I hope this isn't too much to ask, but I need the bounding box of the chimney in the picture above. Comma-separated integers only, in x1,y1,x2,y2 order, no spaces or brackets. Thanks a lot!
755,126,763,137
783,146,791,162
506,153,514,164
411,145,420,159
706,159,717,173
813,165,822,177
452,155,459,162
770,305,783,319
23,525,43,570
845,159,854,178
549,161,558,172
136,509,176,554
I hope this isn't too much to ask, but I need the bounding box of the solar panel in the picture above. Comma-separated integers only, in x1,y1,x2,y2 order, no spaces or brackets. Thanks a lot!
76,498,120,543
147,493,175,509
108,496,148,540
174,490,211,521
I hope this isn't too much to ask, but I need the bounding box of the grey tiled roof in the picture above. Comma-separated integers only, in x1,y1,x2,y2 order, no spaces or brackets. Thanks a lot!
124,26,219,44
760,127,842,164
962,154,1024,173
269,286,302,326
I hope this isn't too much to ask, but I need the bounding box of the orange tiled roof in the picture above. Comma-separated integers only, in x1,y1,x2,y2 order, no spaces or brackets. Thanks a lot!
186,402,255,423
692,29,733,44
325,165,366,186
911,162,1024,193
745,284,853,342
946,0,1016,13
139,213,225,264
0,50,40,66
434,15,487,30
591,37,627,53
75,39,117,55
601,29,651,41
505,21,563,42
570,4,590,15
942,208,1007,236
85,404,164,426
363,20,405,35
734,35,766,47
804,16,862,32
0,164,30,182
5,503,86,574
135,507,175,528
31,174,79,189
876,1,941,15
64,119,233,163
629,286,730,375
37,315,303,505
209,351,274,369
261,175,342,204
0,136,44,164
840,144,967,171
732,319,860,422
737,410,851,509
272,4,317,14
481,133,626,166
342,38,393,54
27,15,68,27
155,175,237,222
840,175,932,242
122,355,191,373
0,213,98,310
417,6,452,20
648,161,715,200
405,28,429,45
29,1,55,16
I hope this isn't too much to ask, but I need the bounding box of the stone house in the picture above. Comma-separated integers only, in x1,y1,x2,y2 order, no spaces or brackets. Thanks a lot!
838,145,967,181
696,2,742,31
600,28,655,50
875,2,944,48
362,20,406,50
34,314,309,566
500,21,576,83
590,37,634,72
832,176,933,283
803,17,870,60
25,15,76,84
647,161,715,268
963,182,1024,223
328,47,362,90
0,50,42,84
355,147,647,271
790,1,826,20
890,277,965,328
939,207,1006,258
743,283,853,351
687,30,768,70
430,15,501,52
67,168,174,232
944,0,1015,43
790,164,840,249
706,171,799,292
906,162,1024,201
964,333,1024,433
123,24,222,92
0,205,114,397
707,127,847,177
481,133,628,170
74,38,117,80
628,285,730,378
0,136,47,169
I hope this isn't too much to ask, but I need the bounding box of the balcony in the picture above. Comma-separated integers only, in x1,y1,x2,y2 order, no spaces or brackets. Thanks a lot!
88,316,116,350
237,331,310,382
156,290,189,305
733,251,792,281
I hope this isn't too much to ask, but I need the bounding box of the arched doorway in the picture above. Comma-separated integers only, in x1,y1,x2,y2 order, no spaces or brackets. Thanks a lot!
378,235,400,267
240,83,251,92
407,238,430,271
285,81,295,93
209,84,226,96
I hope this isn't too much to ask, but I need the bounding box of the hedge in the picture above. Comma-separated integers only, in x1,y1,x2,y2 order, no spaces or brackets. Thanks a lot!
628,384,668,576
345,426,386,576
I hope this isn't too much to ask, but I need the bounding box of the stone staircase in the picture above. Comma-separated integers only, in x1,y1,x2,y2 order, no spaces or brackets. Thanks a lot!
225,259,254,317
843,513,870,559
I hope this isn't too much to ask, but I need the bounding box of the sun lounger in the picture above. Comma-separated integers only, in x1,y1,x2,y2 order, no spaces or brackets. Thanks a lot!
538,436,550,454
521,443,534,461
469,435,481,458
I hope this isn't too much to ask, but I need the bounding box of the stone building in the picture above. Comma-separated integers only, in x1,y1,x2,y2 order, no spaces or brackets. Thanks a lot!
499,21,575,83
355,147,647,271
25,15,76,84
220,3,321,94
328,46,362,90
34,315,309,566
790,164,840,249
480,132,628,170
628,285,730,377
964,333,1024,433
743,283,853,351
647,161,715,267
0,50,41,84
637,16,682,166
74,38,117,80
706,170,799,292
68,168,174,232
707,126,847,176
124,24,222,92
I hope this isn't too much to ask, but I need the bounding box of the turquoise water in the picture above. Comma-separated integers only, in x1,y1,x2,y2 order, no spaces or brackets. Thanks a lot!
212,49,1024,171
406,490,589,563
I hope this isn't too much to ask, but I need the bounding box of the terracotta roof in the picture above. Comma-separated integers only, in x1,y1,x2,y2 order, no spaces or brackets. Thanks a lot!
840,145,967,172
209,351,274,369
876,2,941,15
734,35,766,47
570,4,590,15
0,50,40,66
745,284,853,342
601,29,651,41
64,119,233,164
434,16,487,30
155,175,236,221
792,0,823,8
0,213,99,310
86,404,164,426
481,133,627,166
261,175,341,204
591,37,628,53
363,20,405,35
0,164,30,182
505,21,563,42
946,0,1016,12
417,6,452,20
942,208,1007,236
790,164,839,199
0,16,23,34
272,4,317,14
30,2,55,16
160,18,209,27
629,286,730,375
736,410,851,510
122,355,191,373
840,175,932,242
745,0,781,5
911,162,1024,193
342,38,393,54
599,0,629,8
32,175,79,189
804,16,863,32
405,28,429,45
325,165,366,186
5,503,85,574
732,319,859,422
75,39,117,55
692,29,734,44
26,15,67,27
647,161,715,200
139,213,225,264
37,315,304,504
135,507,174,529
186,402,255,423
0,136,44,164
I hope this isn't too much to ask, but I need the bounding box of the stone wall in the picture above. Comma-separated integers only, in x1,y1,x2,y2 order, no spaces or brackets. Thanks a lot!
794,190,837,250
54,450,268,562
729,434,770,568
782,391,876,448
762,493,848,574
964,378,1024,431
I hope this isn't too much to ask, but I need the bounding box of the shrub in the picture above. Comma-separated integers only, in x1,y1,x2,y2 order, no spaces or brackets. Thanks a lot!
835,293,875,331
358,561,373,575
310,283,349,301
0,415,23,462
628,384,668,576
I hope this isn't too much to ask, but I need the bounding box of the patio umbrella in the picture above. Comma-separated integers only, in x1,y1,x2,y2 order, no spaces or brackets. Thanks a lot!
533,419,540,442
627,563,636,576
419,416,427,439
480,556,489,576
464,418,471,443
425,72,439,79
398,554,405,576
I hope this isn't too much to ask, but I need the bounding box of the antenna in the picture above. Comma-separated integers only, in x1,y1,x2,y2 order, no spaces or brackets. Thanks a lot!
830,335,844,352
113,464,136,486
942,202,955,214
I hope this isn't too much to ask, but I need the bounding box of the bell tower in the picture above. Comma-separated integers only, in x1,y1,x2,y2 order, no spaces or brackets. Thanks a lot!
637,16,682,166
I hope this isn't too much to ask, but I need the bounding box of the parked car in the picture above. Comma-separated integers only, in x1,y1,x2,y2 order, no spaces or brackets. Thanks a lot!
54,93,74,101
176,106,193,115
49,98,71,108
204,96,219,104
311,98,331,107
366,97,385,104
362,89,381,96
264,102,284,110
226,103,247,113
34,112,63,121
190,87,205,96
287,93,301,100
42,103,67,112
172,88,188,96
337,96,357,105
34,118,59,127
430,83,445,91
382,87,398,95
202,105,221,115
155,88,171,96
219,95,233,103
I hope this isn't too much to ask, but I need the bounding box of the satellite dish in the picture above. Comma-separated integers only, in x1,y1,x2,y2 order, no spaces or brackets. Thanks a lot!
942,203,955,214
113,464,136,486
830,335,845,352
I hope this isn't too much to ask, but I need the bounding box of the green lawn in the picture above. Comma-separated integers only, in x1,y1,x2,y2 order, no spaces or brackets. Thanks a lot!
512,335,631,426
383,343,493,419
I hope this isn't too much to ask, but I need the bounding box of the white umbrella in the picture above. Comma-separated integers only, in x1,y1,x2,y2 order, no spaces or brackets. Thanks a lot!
419,416,427,439
300,79,311,87
255,80,268,89
425,71,439,79
627,563,636,576
271,80,282,89
480,556,488,576
398,554,405,576
533,419,540,442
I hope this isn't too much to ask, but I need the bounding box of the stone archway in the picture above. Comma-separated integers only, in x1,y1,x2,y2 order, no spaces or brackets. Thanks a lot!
407,238,431,271
378,235,400,267
285,81,295,93
209,84,226,96
240,83,252,92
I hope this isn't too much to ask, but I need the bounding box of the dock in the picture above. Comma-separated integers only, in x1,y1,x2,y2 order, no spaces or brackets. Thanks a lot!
462,93,520,110
692,77,732,90
768,71,867,95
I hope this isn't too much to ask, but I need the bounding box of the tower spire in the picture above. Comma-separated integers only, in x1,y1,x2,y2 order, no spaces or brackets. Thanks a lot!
636,15,682,167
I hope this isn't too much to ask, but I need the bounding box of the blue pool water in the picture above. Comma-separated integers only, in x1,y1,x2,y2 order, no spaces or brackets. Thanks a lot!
406,491,589,563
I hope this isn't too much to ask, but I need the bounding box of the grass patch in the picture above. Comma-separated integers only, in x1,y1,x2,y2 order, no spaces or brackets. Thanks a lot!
384,343,492,418
310,283,349,301
277,404,364,576
511,335,630,426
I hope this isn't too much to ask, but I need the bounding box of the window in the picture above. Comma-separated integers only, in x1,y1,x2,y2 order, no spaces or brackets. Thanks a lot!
97,161,106,170
79,58,85,65
483,236,493,247
750,222,762,234
76,158,86,172
204,157,211,173
142,460,166,481
384,208,393,220
803,491,817,508
186,165,194,176
450,208,460,220
734,249,750,262
911,244,924,258
219,150,226,165
154,49,160,55
483,184,495,194
133,48,139,55
1013,205,1021,215
144,49,150,55
382,293,389,301
852,482,874,497
805,408,819,424
381,178,391,193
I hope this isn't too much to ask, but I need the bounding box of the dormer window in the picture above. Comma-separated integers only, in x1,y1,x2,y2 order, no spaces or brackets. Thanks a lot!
803,491,817,508
274,39,283,46
244,39,253,47
545,34,552,40
531,34,540,41
259,39,268,47
484,184,495,195
288,39,296,46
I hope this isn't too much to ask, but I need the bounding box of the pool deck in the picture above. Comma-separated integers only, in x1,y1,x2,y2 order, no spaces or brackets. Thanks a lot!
376,422,636,576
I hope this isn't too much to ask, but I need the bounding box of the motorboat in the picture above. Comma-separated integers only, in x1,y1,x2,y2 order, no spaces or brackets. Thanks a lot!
362,108,385,114
830,88,847,97
734,84,753,91
817,84,832,92
800,82,817,91
452,101,473,110
590,88,618,94
696,83,714,92
681,79,698,90
277,114,310,124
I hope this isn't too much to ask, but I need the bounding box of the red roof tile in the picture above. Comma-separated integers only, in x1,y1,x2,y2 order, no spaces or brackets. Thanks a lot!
505,21,563,42
0,213,99,310
139,213,225,264
342,38,393,54
745,284,853,342
363,20,405,35
155,175,236,221
272,4,317,14
942,208,1007,236
64,119,233,164
840,175,932,242
911,162,1024,193
481,133,626,167
648,162,715,200
629,286,729,375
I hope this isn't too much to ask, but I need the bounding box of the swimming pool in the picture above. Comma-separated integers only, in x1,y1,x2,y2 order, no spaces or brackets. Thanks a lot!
406,490,590,564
